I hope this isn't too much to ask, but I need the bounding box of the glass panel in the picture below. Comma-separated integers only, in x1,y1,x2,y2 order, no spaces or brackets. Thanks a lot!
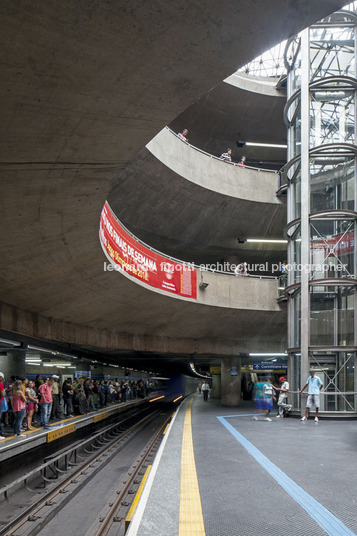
290,353,301,409
239,40,287,78
310,156,355,213
310,220,355,279
286,161,301,219
310,26,355,80
290,230,301,284
310,285,355,346
310,90,355,146
293,291,301,347
290,99,301,158
291,43,302,92
309,352,355,412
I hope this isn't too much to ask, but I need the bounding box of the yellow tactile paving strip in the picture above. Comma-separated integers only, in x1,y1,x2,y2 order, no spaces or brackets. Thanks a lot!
179,397,206,536
125,465,152,531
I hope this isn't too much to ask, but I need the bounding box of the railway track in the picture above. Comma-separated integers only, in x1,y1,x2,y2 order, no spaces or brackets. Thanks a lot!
0,404,174,536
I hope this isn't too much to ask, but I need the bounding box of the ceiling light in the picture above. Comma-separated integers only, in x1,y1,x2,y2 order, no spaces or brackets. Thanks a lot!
0,338,21,347
249,353,287,357
245,142,287,149
247,239,288,244
43,362,72,367
28,345,55,354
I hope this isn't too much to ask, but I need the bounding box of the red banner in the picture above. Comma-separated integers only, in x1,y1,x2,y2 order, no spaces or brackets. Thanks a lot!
99,201,197,299
311,231,354,256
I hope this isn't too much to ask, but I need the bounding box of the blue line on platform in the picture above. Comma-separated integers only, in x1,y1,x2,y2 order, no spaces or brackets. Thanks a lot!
217,416,356,536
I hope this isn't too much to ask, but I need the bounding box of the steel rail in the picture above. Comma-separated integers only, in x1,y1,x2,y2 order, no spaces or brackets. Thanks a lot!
0,406,161,536
89,411,172,536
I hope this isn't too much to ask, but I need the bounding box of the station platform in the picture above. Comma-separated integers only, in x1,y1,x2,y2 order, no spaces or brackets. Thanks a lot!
0,397,147,461
127,394,357,536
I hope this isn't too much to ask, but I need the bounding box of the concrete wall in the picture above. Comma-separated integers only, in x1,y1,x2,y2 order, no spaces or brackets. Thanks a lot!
147,127,281,204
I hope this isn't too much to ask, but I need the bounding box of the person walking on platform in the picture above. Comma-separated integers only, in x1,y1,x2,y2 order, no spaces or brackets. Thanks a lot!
274,376,292,418
253,378,275,421
299,370,323,422
201,380,210,401
0,372,6,440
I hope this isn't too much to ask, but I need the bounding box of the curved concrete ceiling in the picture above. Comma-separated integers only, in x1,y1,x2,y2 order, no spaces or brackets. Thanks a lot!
0,0,345,366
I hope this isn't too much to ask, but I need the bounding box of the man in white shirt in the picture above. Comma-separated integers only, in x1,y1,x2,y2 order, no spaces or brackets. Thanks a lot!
299,370,323,422
201,380,210,402
274,376,292,418
178,129,189,142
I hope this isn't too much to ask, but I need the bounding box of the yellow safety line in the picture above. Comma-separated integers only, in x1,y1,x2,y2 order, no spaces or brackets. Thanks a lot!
125,465,152,532
179,398,205,536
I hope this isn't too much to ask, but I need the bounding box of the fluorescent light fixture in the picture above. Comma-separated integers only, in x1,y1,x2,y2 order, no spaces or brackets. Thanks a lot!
68,366,76,369
27,362,41,366
245,142,287,149
246,239,288,244
43,362,72,367
28,345,55,354
26,358,42,362
151,377,170,380
0,338,21,347
249,353,287,357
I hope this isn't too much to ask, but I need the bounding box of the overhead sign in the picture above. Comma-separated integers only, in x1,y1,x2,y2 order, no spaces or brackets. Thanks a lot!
100,201,197,299
253,361,287,371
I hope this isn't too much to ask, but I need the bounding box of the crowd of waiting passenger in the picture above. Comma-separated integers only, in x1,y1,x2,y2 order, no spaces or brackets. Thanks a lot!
0,372,153,439
178,129,247,167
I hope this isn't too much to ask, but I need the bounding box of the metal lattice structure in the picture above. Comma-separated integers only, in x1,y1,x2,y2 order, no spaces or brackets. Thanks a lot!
282,6,357,414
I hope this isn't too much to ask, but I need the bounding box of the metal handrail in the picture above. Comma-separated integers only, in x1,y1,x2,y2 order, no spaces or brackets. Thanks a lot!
288,390,357,395
166,127,279,174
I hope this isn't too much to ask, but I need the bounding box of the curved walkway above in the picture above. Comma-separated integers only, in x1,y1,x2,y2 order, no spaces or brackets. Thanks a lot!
100,200,281,311
147,127,281,204
146,127,281,205
224,71,285,97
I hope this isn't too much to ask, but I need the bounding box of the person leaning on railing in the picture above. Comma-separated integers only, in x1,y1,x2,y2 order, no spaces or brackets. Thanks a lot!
220,148,232,162
178,128,189,142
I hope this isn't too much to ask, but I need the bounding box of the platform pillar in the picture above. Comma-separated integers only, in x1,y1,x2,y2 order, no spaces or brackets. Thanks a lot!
210,373,221,399
220,357,241,407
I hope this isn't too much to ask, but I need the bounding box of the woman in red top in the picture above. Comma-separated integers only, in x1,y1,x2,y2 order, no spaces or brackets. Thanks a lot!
12,380,27,437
